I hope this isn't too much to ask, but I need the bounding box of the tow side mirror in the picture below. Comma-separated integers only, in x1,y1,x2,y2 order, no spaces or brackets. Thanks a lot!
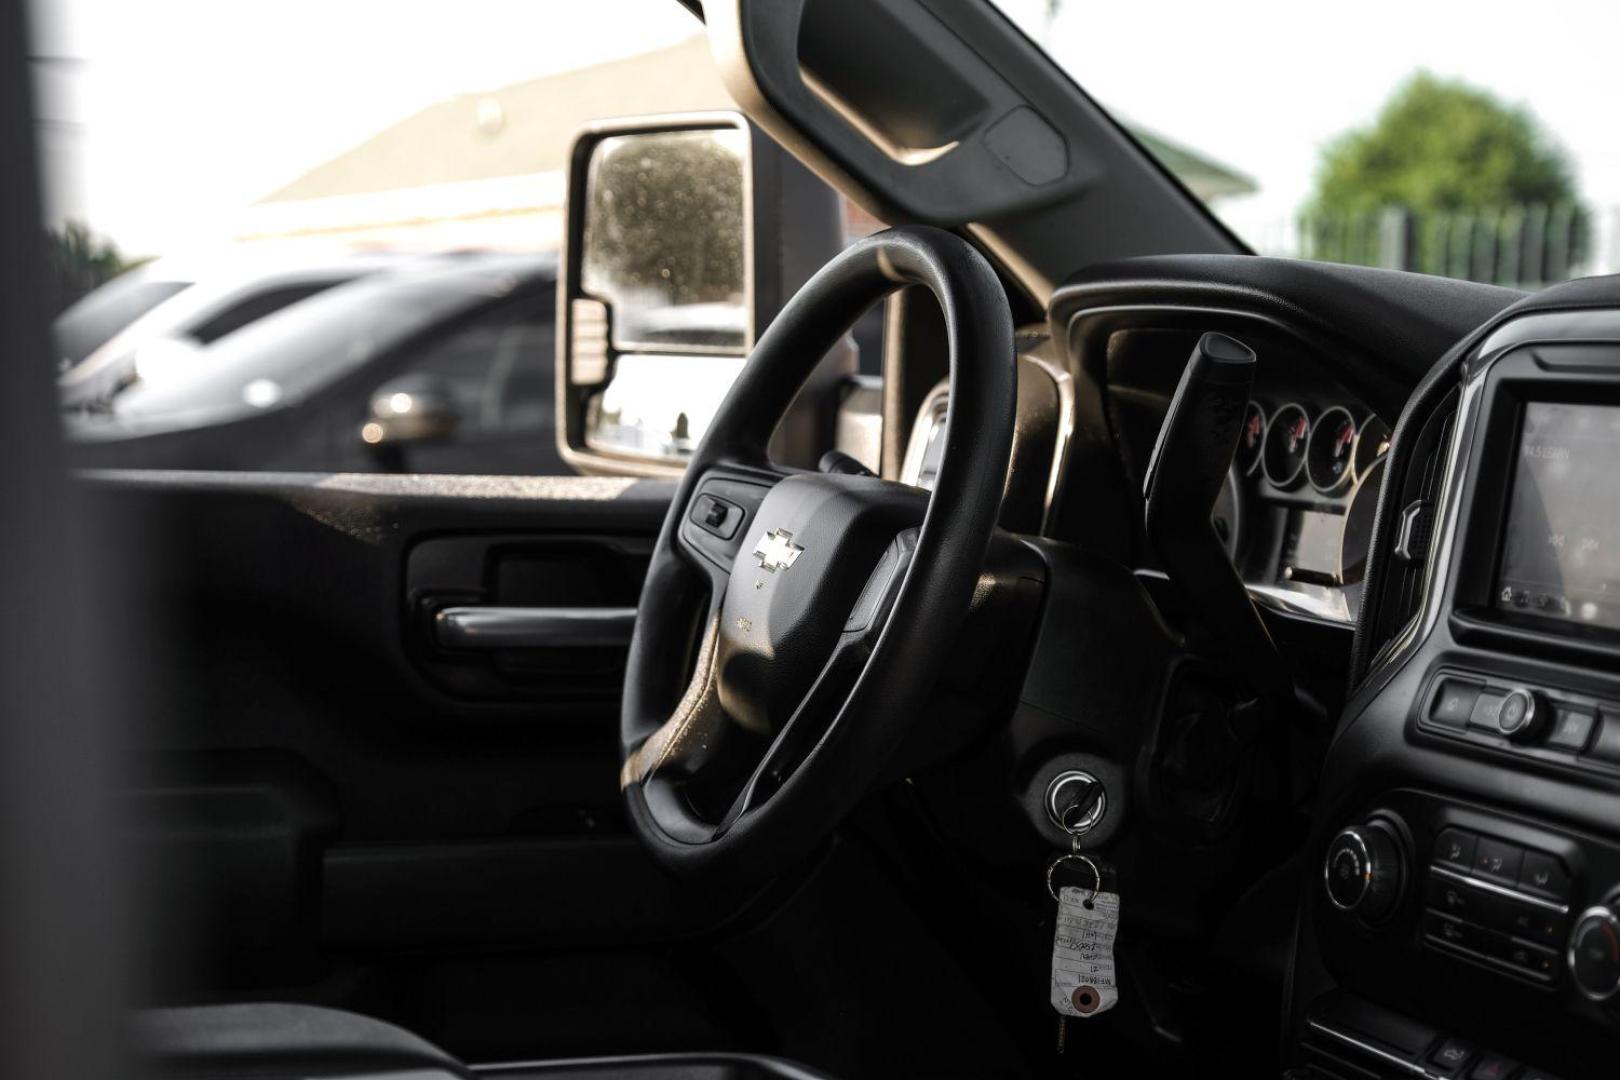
556,111,849,477
360,375,460,463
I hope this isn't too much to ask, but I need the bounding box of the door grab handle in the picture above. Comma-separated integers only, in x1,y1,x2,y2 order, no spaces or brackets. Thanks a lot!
433,606,638,650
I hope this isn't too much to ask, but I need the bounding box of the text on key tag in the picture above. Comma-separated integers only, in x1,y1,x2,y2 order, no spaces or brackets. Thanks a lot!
1050,886,1120,1018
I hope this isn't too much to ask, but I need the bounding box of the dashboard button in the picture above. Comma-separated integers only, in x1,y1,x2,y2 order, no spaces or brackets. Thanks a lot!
1426,872,1495,924
1427,1036,1476,1077
1493,898,1565,948
1430,680,1481,729
1496,687,1548,742
1584,712,1620,767
1468,1054,1520,1080
1494,936,1558,980
1434,828,1477,872
1471,837,1523,886
1546,707,1595,752
1517,850,1572,902
1469,692,1505,733
1425,910,1489,953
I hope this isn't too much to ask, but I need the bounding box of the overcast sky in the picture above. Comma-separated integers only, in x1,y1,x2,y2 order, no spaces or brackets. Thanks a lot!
31,0,1620,257
993,0,1620,243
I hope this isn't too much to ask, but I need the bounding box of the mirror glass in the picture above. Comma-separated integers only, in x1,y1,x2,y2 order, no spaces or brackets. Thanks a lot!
584,353,744,461
581,129,749,354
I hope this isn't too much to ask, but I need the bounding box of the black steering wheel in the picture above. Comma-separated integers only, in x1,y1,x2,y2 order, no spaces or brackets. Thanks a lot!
620,226,1015,887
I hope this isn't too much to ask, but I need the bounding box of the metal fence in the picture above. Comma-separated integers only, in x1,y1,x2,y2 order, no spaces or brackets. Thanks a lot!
1239,205,1620,290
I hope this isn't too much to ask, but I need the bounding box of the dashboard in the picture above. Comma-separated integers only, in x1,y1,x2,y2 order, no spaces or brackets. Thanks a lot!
1302,302,1620,1080
1027,258,1620,1079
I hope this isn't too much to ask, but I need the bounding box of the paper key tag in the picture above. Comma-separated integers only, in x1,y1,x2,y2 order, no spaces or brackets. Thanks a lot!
1051,886,1119,1018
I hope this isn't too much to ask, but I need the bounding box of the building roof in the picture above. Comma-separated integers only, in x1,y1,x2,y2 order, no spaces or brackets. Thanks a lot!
261,36,733,204
252,35,1256,244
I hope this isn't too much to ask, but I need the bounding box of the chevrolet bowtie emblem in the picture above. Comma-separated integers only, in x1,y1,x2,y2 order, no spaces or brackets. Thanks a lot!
751,528,804,573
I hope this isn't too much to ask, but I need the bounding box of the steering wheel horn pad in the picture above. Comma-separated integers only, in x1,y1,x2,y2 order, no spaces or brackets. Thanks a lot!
717,474,928,736
619,226,1016,888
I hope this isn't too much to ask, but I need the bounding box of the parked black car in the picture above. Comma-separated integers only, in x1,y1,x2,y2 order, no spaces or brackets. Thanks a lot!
67,251,563,475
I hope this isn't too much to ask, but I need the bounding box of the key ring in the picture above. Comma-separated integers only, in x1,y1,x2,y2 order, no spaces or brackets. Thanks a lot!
1046,851,1100,904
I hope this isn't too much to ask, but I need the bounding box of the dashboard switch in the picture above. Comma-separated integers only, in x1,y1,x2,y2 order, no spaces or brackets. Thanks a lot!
1495,937,1559,980
1496,687,1547,743
1517,850,1572,902
1427,1036,1475,1077
1434,828,1477,872
1430,679,1482,729
1468,692,1506,733
1495,898,1565,948
1469,1054,1520,1080
1546,707,1595,752
1471,837,1523,886
1584,712,1620,767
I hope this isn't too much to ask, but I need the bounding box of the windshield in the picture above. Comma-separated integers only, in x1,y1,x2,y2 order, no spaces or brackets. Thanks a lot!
990,0,1616,289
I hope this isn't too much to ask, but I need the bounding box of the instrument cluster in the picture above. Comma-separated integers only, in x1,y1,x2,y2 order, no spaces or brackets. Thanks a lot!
1236,400,1389,498
1221,398,1392,624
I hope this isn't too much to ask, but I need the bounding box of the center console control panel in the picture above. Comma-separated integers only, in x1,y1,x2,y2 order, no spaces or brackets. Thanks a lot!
1423,826,1571,984
1304,790,1620,1077
1295,310,1620,1080
1416,672,1620,780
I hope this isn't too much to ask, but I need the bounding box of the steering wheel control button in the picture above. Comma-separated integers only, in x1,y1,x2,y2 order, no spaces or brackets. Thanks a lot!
1430,679,1483,729
688,492,743,540
1516,851,1572,902
1568,906,1620,1001
1546,706,1595,752
1434,828,1478,872
1045,771,1106,836
1427,1036,1476,1077
1324,823,1403,921
1496,687,1547,742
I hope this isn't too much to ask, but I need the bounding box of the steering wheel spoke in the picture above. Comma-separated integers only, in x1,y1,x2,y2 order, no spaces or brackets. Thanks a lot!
711,527,918,838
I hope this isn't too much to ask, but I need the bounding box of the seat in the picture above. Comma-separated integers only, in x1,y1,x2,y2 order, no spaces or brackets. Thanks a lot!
134,1002,840,1080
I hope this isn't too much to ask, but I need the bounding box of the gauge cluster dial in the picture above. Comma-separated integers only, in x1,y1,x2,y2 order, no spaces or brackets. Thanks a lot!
1307,406,1358,494
1263,403,1311,490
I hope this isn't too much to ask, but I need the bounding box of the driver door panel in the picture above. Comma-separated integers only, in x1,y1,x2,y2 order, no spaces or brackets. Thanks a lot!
92,472,721,1007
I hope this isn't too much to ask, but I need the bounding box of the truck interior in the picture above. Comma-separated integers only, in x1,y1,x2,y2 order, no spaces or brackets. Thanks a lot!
6,2,1620,1079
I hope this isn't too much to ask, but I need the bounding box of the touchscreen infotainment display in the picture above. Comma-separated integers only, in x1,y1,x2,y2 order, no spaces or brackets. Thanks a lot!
1496,402,1620,631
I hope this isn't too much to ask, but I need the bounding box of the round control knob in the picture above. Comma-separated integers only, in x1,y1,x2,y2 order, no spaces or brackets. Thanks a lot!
1324,823,1404,921
1568,906,1620,1002
1497,687,1548,743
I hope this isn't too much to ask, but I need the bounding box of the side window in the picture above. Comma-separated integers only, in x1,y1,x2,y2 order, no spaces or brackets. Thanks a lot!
38,0,706,476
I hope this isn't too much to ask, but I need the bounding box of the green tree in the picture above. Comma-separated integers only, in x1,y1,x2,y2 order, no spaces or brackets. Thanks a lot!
44,221,138,314
1308,72,1586,281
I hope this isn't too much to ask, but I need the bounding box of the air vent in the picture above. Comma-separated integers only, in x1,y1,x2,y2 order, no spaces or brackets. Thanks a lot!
1363,389,1459,673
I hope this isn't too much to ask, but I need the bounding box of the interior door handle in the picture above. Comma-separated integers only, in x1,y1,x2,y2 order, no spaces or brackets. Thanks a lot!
433,606,638,650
